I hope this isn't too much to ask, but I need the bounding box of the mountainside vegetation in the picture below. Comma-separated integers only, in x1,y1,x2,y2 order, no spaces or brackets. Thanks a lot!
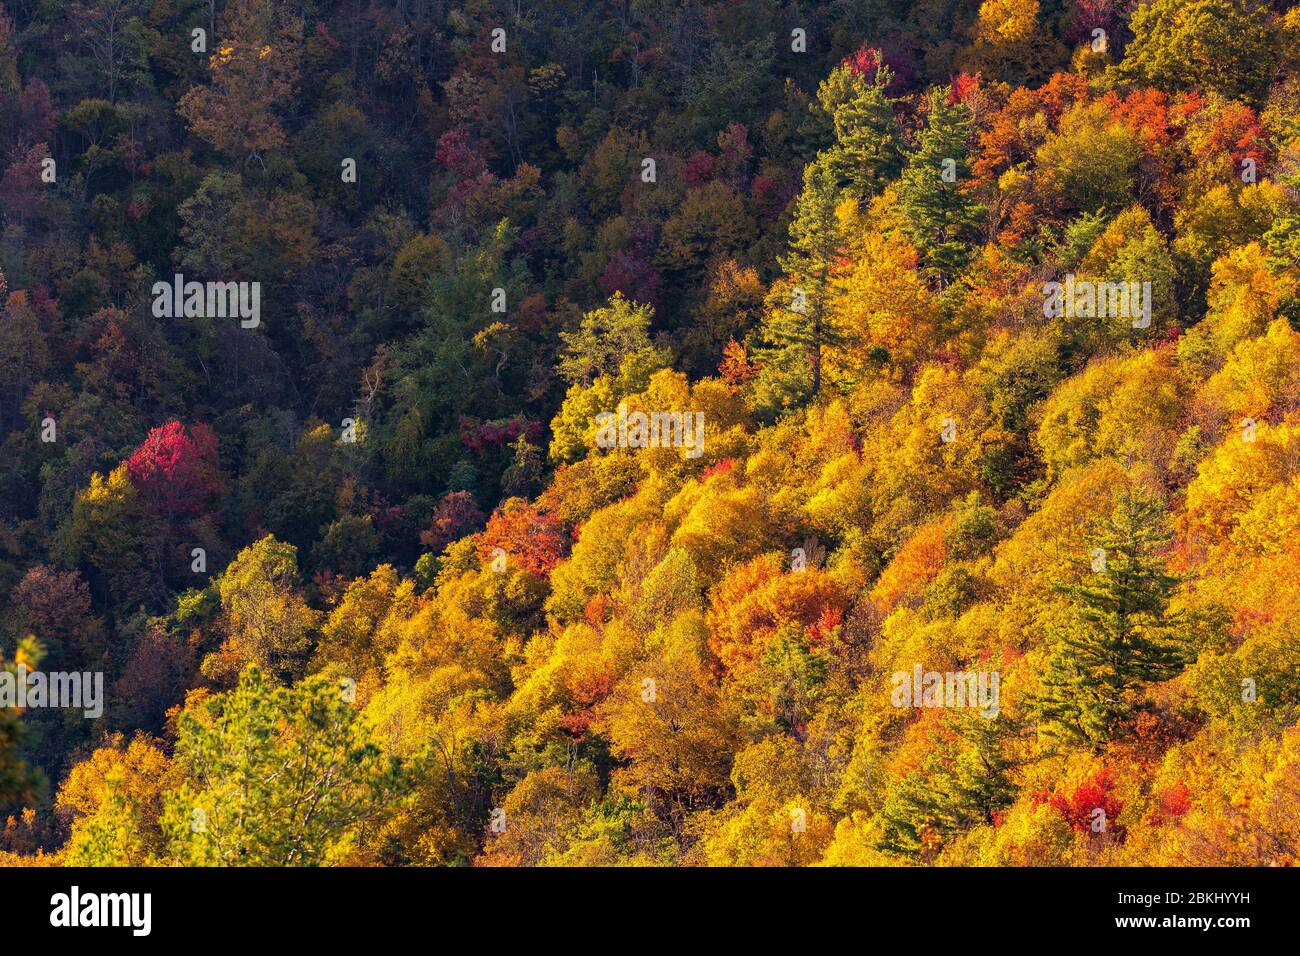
2,0,1300,866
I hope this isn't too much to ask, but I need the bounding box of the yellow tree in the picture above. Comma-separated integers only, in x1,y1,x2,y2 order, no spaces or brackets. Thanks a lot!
201,534,320,685
177,0,303,161
600,618,744,834
829,231,939,380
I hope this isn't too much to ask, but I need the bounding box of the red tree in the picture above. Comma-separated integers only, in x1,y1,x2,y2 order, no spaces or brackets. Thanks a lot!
477,498,569,576
1034,767,1126,837
125,421,224,528
843,45,881,77
1202,102,1270,173
948,72,981,106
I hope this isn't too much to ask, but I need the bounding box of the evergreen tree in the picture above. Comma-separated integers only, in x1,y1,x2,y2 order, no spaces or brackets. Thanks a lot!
878,711,1018,858
816,51,903,204
1031,489,1192,749
750,53,899,416
1263,172,1300,269
877,770,949,858
755,159,847,409
163,667,405,865
0,640,46,811
0,707,36,811
897,87,985,285
947,711,1019,826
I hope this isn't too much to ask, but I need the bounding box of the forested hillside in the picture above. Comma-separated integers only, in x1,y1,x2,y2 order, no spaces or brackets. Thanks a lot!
2,0,1299,866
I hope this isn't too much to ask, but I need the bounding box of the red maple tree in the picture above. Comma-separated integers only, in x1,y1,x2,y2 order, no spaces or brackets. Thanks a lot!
477,498,569,576
125,420,224,527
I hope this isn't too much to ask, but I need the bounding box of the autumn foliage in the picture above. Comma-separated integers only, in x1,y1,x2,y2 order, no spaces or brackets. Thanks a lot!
1,0,1299,871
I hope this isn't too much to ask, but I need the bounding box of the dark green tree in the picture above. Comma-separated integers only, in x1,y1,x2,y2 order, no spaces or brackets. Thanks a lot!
878,711,1018,859
0,707,38,811
500,434,545,499
1264,173,1300,270
755,159,846,409
1031,490,1193,750
897,87,985,285
0,640,47,812
815,52,903,204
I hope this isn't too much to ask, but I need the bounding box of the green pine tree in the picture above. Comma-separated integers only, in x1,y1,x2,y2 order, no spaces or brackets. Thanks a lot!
0,639,46,812
0,708,36,812
754,159,847,409
816,55,903,204
557,292,662,387
878,711,1018,859
752,55,901,415
1031,489,1192,750
1264,171,1300,270
946,711,1019,826
897,87,985,285
162,666,405,865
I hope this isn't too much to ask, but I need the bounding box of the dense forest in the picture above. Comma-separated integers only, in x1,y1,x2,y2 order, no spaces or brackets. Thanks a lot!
1,0,1299,866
